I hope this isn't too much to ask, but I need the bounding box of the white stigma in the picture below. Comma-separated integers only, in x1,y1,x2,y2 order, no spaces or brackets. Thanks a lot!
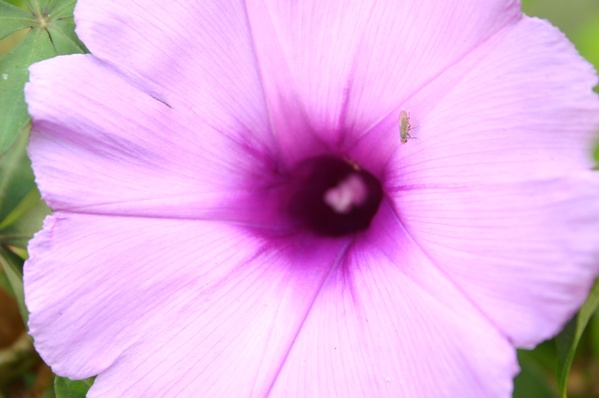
324,174,368,214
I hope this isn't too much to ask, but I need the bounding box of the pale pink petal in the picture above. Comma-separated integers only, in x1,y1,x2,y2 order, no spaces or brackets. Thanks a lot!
243,0,520,161
73,0,328,167
269,203,517,397
26,207,518,396
381,17,599,186
25,213,349,394
74,0,275,153
381,17,599,347
24,0,599,396
392,176,599,349
27,55,281,225
76,0,521,166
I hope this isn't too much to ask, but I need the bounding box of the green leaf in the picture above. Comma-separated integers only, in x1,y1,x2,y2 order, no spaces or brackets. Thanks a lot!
0,0,85,154
0,125,49,252
0,185,39,230
54,376,95,398
0,257,11,292
0,127,35,223
42,0,77,20
0,29,55,152
0,1,34,40
47,21,85,54
514,350,559,398
555,279,599,397
0,187,50,249
0,245,27,323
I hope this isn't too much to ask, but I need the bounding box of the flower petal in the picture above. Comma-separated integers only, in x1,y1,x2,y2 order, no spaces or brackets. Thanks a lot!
382,17,599,347
391,176,599,348
269,203,518,397
25,213,350,395
74,0,272,145
243,0,520,152
27,55,280,224
385,17,599,186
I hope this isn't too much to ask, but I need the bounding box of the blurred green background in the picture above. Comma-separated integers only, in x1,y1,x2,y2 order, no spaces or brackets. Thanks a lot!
523,0,599,75
1,0,599,397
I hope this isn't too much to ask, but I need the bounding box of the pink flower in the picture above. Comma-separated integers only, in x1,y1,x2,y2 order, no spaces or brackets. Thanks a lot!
24,0,599,396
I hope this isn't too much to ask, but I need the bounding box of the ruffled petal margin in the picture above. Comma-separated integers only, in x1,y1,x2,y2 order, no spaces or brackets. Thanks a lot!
25,213,349,395
26,207,518,397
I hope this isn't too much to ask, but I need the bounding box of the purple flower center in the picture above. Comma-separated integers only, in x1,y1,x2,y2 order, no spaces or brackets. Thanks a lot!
288,156,383,236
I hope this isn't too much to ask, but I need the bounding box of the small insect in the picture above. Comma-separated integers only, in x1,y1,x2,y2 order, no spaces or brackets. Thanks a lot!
399,109,415,144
